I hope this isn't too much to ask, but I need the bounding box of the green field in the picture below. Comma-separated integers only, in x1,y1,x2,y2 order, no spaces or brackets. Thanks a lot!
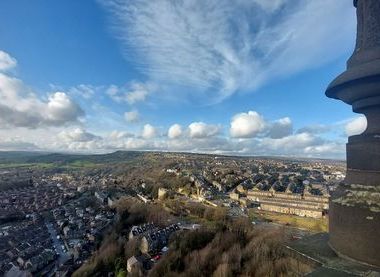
0,163,55,169
0,161,99,170
248,209,328,232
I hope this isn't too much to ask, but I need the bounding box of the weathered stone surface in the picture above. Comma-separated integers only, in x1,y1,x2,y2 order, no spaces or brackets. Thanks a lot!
325,0,380,268
349,0,380,67
329,200,380,267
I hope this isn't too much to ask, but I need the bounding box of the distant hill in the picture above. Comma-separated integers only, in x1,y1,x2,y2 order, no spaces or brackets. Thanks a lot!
0,150,144,165
0,151,50,163
0,150,344,166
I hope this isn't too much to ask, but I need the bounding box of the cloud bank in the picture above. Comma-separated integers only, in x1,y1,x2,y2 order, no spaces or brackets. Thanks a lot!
7,110,353,159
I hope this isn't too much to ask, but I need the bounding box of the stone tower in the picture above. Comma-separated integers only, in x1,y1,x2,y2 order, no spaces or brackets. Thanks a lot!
325,0,380,268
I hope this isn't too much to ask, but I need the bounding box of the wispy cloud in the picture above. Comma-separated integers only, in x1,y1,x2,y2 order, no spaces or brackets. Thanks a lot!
100,0,355,102
106,82,156,104
124,109,140,123
69,84,98,99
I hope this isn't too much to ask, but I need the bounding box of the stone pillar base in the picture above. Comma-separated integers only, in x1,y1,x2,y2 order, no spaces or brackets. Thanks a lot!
346,133,380,183
329,184,380,268
346,135,380,186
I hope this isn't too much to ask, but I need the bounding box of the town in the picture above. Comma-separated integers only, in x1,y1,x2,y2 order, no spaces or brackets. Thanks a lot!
0,151,345,276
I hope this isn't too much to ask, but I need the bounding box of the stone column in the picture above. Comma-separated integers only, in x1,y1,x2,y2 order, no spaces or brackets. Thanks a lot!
326,0,380,268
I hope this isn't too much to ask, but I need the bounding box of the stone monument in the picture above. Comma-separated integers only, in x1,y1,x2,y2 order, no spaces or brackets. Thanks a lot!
325,0,380,268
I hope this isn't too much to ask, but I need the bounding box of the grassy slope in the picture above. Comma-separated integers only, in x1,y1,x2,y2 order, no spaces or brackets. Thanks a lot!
0,151,144,169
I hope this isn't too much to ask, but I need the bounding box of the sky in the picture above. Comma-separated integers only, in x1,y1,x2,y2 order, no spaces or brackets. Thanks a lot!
0,0,368,159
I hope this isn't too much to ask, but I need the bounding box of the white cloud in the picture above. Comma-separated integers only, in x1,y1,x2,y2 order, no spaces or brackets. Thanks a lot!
106,85,118,97
64,140,103,151
0,73,83,128
230,111,265,138
123,138,163,150
188,122,221,138
167,136,232,153
46,92,84,124
0,51,84,129
0,50,17,72
345,116,367,136
230,112,293,139
142,124,157,139
267,117,293,139
124,110,140,123
58,128,99,142
248,132,345,158
106,82,155,104
101,0,355,102
168,124,183,139
0,69,348,160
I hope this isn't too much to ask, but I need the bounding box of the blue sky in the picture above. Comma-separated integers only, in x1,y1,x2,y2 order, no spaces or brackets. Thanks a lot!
0,0,368,158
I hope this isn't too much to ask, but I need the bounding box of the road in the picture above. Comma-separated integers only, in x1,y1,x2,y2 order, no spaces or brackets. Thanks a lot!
46,222,70,265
